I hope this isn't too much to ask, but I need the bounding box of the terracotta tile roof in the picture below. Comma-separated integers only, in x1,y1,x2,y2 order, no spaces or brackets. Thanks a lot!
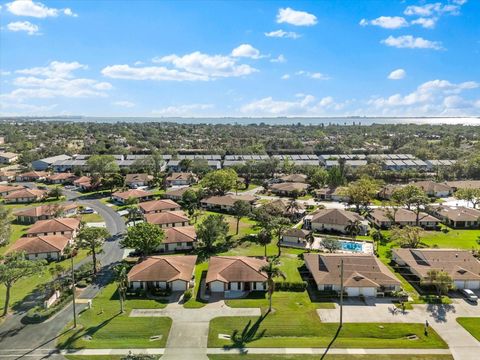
311,209,365,226
201,194,256,207
435,206,480,222
393,248,480,281
47,173,76,181
166,172,195,182
125,173,153,183
370,208,440,224
27,218,80,236
165,186,190,197
164,226,196,244
112,188,153,200
15,203,78,218
128,255,197,282
139,199,181,213
206,256,268,283
0,184,25,194
268,198,305,213
270,182,309,192
279,173,308,183
9,235,70,254
17,171,48,178
74,176,92,185
412,181,452,193
446,180,480,190
304,253,401,288
145,211,189,225
4,188,46,200
283,228,310,238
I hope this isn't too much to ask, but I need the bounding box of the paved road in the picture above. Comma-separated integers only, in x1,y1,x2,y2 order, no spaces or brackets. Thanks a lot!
319,298,480,360
0,192,126,360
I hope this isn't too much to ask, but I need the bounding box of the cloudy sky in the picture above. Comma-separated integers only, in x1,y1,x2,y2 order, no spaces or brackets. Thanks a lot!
0,0,479,117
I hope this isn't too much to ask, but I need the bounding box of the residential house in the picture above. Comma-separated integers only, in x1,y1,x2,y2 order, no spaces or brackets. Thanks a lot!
32,154,71,171
139,199,182,214
412,181,452,198
26,218,81,238
14,203,78,224
270,182,309,197
377,184,402,200
46,172,77,184
304,253,401,297
159,226,197,252
267,198,306,218
279,173,307,183
0,152,19,164
112,189,153,204
392,248,480,289
305,208,369,235
314,187,349,202
3,188,47,203
128,255,197,292
9,235,72,261
73,176,95,191
369,208,441,230
0,170,17,182
145,210,190,228
206,256,267,293
15,171,48,182
200,194,257,212
446,180,480,191
0,184,25,197
165,172,196,186
164,186,190,201
281,228,311,247
125,173,153,188
432,206,480,229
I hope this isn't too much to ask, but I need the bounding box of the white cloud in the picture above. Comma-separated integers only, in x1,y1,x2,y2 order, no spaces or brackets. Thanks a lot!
382,35,443,50
1,61,111,102
102,64,208,81
231,44,261,59
264,29,300,39
113,101,135,108
404,2,461,17
152,103,214,116
270,54,286,63
281,74,290,80
6,0,76,18
6,21,39,35
388,68,406,80
360,16,408,29
295,70,330,80
240,94,343,115
276,7,317,26
411,17,437,28
367,79,479,115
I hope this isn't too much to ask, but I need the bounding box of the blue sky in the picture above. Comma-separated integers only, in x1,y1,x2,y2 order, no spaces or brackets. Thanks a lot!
0,0,479,117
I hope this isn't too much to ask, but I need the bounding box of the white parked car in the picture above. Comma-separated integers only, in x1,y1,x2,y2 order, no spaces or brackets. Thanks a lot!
460,289,478,303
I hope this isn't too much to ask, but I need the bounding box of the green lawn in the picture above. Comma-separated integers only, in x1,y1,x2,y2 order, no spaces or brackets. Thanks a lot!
209,291,446,349
183,261,208,308
81,213,104,223
209,355,453,360
236,183,259,192
57,283,172,349
0,223,29,255
457,317,480,341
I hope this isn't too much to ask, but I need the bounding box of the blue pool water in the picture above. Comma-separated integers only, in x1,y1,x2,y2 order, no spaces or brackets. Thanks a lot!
339,240,364,252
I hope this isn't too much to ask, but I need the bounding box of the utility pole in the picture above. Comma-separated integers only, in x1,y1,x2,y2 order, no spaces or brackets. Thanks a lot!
71,253,77,328
339,259,344,328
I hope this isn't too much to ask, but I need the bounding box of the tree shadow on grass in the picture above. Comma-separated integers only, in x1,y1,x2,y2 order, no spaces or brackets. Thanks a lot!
223,312,269,350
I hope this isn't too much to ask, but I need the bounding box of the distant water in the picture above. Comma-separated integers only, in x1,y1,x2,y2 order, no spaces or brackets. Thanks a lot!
4,116,480,125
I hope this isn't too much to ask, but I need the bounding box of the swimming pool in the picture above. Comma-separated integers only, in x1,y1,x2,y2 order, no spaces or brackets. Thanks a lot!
339,240,364,252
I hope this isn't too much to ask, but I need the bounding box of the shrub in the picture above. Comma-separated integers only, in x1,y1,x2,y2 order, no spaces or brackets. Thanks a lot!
183,289,193,301
76,280,88,288
24,294,73,323
274,281,307,292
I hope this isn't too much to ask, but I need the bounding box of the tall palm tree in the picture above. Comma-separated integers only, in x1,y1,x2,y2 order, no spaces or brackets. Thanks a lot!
257,229,272,257
114,263,129,313
286,199,300,219
345,219,362,239
259,257,286,312
370,229,383,254
305,231,315,250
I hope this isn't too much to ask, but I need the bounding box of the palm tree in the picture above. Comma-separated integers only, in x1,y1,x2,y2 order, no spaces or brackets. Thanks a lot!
286,199,300,219
371,229,383,254
127,206,142,225
77,227,109,275
345,219,362,239
114,263,129,313
305,231,315,250
259,257,286,312
257,230,272,257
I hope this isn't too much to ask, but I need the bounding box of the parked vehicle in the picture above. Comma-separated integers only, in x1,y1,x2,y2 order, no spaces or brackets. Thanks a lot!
79,207,94,214
460,289,478,303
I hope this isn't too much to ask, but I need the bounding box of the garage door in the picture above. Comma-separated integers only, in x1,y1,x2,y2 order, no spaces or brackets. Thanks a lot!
466,281,480,289
346,287,359,297
455,280,466,289
210,281,225,292
361,287,376,297
171,280,186,291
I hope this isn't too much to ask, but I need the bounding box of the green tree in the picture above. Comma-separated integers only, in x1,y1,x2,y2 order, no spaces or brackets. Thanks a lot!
103,173,125,195
0,205,12,247
327,166,345,188
423,269,453,297
308,168,329,189
0,252,46,316
179,158,193,172
371,229,384,254
122,222,165,257
77,227,110,275
455,188,480,209
392,185,427,211
271,216,291,257
259,257,286,312
200,168,238,195
341,177,381,213
232,200,251,235
390,226,424,248
257,229,272,257
87,155,119,178
48,186,63,200
322,238,341,253
113,263,129,313
345,219,363,238
181,188,201,216
196,214,229,254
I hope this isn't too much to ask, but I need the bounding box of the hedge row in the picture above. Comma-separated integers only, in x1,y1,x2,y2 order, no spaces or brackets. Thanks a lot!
274,281,307,292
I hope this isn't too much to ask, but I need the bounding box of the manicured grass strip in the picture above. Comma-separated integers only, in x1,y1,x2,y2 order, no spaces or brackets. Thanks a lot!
57,283,172,349
208,355,453,360
81,213,104,223
183,261,208,308
457,317,480,341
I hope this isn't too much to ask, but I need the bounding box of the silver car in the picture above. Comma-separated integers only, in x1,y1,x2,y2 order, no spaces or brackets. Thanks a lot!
460,289,478,303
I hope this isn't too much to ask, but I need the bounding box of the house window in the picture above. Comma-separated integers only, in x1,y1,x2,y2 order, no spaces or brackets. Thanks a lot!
324,284,333,291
